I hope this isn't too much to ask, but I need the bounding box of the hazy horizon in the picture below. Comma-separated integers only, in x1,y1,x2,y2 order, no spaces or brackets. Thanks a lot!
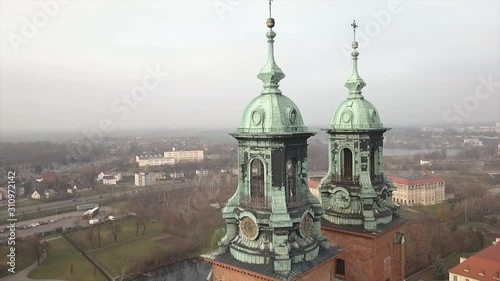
1,1,499,136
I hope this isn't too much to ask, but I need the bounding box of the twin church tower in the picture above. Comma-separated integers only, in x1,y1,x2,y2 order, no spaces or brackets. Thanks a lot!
203,4,406,281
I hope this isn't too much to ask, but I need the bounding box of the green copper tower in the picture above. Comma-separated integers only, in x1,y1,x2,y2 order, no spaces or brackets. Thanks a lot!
318,20,398,231
203,3,337,280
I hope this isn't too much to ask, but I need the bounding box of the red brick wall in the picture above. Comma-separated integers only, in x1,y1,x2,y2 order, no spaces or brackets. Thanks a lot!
294,258,336,281
322,225,405,281
208,257,337,281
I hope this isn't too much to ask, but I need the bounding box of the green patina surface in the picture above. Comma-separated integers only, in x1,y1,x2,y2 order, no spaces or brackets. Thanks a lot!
204,18,333,278
318,29,397,232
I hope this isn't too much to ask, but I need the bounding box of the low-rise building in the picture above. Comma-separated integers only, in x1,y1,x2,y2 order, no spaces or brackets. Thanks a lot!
135,173,156,187
389,174,445,206
44,189,57,199
103,176,117,185
164,148,204,163
136,155,175,167
31,190,41,200
196,169,209,177
448,239,500,281
169,172,185,179
98,172,122,182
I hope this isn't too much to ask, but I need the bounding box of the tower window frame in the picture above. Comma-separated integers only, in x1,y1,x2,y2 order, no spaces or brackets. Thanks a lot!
340,148,353,180
286,158,299,202
250,158,265,201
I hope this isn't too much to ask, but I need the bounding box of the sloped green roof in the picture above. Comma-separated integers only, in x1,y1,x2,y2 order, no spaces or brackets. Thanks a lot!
238,93,307,134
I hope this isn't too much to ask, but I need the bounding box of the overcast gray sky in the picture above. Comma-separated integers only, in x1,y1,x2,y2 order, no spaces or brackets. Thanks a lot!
1,0,499,134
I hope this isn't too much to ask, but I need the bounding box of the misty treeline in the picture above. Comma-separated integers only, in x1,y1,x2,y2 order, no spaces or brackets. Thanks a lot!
404,185,500,276
0,141,106,169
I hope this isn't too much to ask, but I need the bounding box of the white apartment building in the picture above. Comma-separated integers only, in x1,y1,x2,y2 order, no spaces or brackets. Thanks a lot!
196,169,209,177
135,173,157,187
164,148,204,163
136,155,176,167
389,175,445,206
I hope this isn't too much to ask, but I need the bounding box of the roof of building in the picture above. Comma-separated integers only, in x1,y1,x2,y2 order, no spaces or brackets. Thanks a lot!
448,243,500,281
388,175,444,186
308,179,320,189
202,246,340,280
137,155,170,160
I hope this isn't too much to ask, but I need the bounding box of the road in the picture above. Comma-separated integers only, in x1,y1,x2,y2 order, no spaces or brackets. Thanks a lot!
0,181,192,222
0,207,115,240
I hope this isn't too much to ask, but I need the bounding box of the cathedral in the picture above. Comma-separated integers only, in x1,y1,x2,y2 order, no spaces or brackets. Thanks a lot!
202,4,406,281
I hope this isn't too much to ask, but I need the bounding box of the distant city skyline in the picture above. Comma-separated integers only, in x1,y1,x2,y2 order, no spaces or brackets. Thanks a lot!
1,1,499,134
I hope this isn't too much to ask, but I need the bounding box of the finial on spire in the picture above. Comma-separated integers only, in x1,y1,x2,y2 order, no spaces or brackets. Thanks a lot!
351,19,358,42
267,0,275,28
258,0,284,95
345,19,366,98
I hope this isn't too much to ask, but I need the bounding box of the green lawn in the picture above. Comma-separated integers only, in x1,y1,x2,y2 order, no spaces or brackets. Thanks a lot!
416,202,450,215
66,219,163,251
90,238,167,277
0,244,37,278
28,237,106,281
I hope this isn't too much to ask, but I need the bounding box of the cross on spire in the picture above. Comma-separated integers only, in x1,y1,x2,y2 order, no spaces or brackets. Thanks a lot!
351,19,358,42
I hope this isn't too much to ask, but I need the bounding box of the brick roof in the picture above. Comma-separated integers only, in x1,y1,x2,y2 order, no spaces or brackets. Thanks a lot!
448,243,500,281
388,175,444,186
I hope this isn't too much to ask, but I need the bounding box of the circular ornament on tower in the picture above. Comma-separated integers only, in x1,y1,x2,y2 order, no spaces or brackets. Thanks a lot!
240,216,259,240
299,214,313,238
333,190,350,209
251,110,263,125
342,110,352,123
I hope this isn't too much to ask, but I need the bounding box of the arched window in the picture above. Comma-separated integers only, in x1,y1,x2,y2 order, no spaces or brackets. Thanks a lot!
370,147,376,179
286,158,298,201
250,159,265,200
340,148,353,180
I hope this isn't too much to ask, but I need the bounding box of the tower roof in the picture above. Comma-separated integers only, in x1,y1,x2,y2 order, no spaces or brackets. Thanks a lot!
236,10,309,135
329,20,384,131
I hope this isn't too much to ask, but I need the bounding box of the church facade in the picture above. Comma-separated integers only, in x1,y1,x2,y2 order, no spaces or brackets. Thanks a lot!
203,8,405,281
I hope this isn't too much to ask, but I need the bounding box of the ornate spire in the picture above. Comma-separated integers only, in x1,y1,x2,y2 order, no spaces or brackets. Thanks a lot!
345,20,366,98
257,0,285,95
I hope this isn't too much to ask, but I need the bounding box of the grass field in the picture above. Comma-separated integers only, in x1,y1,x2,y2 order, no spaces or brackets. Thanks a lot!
90,238,166,277
0,244,37,278
66,219,163,251
28,237,106,281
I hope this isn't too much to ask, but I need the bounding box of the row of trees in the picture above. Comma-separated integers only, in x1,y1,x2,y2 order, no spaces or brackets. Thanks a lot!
404,186,500,276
